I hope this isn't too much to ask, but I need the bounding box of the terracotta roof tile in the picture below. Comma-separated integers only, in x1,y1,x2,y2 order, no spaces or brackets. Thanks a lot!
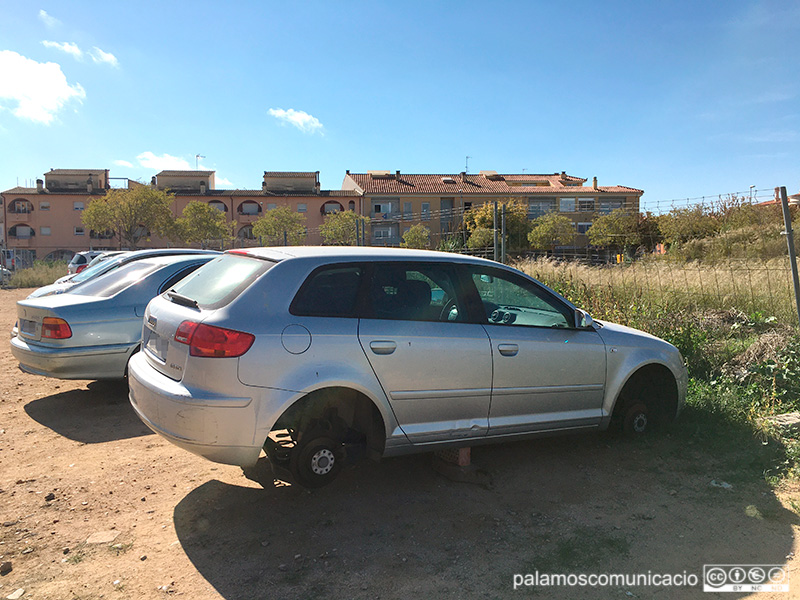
346,173,642,196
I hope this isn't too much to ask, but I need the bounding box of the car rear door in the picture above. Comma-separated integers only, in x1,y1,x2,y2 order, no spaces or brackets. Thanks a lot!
357,262,493,444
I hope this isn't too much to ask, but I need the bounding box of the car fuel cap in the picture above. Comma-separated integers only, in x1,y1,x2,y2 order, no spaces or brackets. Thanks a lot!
281,324,312,354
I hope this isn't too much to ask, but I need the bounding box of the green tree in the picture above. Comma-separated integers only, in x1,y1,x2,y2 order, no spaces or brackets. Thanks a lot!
320,210,370,245
463,199,531,253
466,227,494,249
82,186,175,249
252,206,307,245
401,224,431,249
527,212,574,251
657,206,720,247
587,208,641,252
175,201,233,248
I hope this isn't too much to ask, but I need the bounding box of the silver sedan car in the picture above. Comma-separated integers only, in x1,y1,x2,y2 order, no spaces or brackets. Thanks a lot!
11,253,217,380
129,247,688,488
29,249,220,298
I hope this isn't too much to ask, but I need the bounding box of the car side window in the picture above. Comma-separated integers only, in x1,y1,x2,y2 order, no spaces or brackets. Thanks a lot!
365,263,464,322
467,267,573,328
290,265,364,318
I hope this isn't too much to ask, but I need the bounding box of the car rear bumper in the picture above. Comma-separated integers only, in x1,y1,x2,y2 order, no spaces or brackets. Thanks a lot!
128,352,263,467
10,335,135,380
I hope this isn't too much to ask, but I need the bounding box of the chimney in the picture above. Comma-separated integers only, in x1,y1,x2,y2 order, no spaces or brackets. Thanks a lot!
561,171,566,179
86,175,93,193
150,176,157,187
395,170,400,179
200,181,207,194
262,181,268,194
36,179,43,192
345,169,350,175
592,176,598,190
460,171,466,182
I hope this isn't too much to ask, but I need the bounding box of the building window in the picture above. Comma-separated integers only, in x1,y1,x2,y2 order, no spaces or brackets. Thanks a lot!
39,201,50,211
403,202,412,219
9,199,33,214
74,226,85,236
599,199,625,215
266,203,277,211
348,201,356,211
10,225,34,239
238,225,256,240
209,200,227,212
529,198,556,218
421,203,430,220
374,226,394,240
40,226,51,236
578,199,595,212
559,198,576,212
576,222,592,234
297,203,307,213
322,201,343,214
73,201,84,211
239,201,260,215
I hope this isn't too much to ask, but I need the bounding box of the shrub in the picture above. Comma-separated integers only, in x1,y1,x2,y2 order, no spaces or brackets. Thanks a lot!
8,261,68,288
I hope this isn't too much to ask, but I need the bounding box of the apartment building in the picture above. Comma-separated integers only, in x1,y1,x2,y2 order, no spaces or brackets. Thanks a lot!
1,167,642,266
1,169,360,267
342,170,643,249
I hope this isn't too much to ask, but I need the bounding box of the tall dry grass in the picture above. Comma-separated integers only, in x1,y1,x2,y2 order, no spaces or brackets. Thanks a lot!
7,261,68,289
516,256,798,324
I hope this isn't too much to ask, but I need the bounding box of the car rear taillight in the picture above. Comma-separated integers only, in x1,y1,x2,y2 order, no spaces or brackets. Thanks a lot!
174,321,254,358
42,317,72,339
76,265,87,273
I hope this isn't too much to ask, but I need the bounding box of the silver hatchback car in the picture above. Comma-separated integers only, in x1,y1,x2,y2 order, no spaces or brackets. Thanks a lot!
129,247,688,488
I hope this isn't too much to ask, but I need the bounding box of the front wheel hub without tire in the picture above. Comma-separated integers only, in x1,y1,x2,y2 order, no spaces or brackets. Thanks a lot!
310,448,335,475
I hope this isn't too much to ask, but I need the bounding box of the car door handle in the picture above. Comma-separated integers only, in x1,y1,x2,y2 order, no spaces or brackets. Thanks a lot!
369,341,397,355
498,343,519,357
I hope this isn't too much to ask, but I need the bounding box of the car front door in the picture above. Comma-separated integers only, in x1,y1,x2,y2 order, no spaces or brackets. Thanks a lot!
358,262,493,444
463,266,607,435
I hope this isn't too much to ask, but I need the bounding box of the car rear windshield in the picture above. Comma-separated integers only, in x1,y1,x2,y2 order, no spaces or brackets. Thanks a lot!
70,261,162,298
168,254,274,309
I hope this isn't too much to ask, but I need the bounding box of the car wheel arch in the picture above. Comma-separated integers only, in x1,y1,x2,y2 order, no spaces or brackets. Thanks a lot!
610,363,680,432
266,385,388,458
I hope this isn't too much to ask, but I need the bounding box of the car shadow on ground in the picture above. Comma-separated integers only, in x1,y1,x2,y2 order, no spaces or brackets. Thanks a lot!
23,380,153,443
174,432,798,599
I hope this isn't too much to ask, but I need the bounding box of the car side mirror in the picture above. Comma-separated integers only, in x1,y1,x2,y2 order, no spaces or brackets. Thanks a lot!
576,309,594,329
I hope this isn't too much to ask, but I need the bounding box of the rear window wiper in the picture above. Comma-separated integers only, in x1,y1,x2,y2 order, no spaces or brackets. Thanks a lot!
166,290,199,309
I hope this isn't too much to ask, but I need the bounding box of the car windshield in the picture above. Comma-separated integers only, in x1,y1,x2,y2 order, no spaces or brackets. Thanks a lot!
169,254,274,309
71,261,162,298
70,255,125,284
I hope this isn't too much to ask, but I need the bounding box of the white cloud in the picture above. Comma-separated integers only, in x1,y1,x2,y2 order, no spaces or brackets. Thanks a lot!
268,108,323,134
38,10,60,29
0,50,85,124
41,40,83,59
137,152,191,171
113,159,134,168
215,175,234,187
90,47,118,67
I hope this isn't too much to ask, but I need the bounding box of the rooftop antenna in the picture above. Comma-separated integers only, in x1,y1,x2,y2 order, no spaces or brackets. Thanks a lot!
195,154,205,170
465,155,471,173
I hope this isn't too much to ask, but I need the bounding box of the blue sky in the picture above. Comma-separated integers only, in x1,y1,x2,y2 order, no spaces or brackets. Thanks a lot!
1,0,798,210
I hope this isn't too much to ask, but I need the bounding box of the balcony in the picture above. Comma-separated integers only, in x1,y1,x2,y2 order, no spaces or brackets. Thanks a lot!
7,212,32,223
237,212,261,224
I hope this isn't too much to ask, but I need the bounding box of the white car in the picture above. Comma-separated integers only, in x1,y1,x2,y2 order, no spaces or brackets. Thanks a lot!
129,247,688,488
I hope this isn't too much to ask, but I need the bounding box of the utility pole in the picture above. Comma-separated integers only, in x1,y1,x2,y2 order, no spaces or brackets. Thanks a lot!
465,156,472,174
501,204,506,264
493,201,499,262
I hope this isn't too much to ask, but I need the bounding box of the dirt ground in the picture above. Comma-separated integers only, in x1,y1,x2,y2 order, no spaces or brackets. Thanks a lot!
1,286,800,600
